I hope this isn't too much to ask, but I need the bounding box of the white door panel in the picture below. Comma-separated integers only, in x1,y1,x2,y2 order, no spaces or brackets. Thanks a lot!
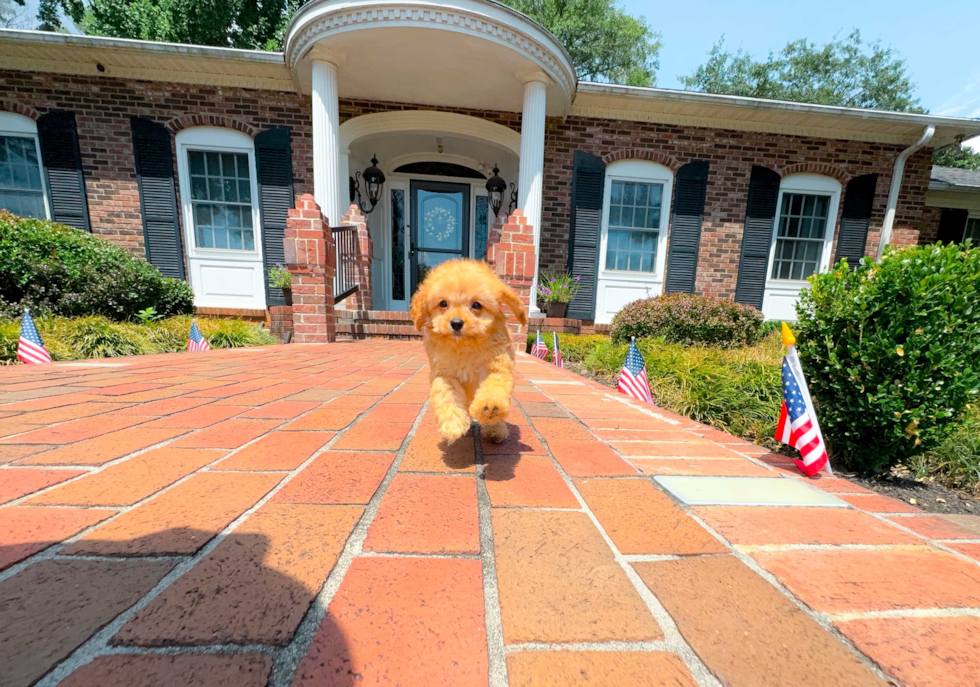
192,261,267,309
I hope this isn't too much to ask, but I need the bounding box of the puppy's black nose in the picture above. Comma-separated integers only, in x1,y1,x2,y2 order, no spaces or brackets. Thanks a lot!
450,318,464,332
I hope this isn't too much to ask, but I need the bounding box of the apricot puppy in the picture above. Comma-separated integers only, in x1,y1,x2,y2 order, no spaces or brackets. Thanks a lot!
410,259,527,443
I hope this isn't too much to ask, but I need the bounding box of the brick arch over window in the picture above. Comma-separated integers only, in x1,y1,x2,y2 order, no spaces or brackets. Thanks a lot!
165,114,257,138
776,162,849,184
601,149,681,173
0,100,41,122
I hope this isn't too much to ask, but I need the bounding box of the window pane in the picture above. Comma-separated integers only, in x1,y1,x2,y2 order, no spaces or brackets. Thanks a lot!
206,152,221,175
188,147,255,252
610,181,623,204
391,189,406,300
608,206,621,226
190,151,206,175
771,191,832,280
606,179,662,273
475,195,488,261
622,183,635,205
0,135,47,219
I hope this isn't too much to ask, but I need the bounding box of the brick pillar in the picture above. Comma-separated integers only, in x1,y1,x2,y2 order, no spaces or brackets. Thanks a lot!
339,204,373,311
284,194,336,343
486,209,535,349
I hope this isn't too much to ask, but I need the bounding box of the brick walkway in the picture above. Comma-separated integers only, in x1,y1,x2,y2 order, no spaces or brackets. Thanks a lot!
2,341,980,687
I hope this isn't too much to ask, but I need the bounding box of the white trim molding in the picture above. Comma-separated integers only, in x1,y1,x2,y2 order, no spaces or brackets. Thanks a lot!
0,111,50,220
339,110,521,156
175,126,267,310
284,0,576,113
594,159,674,325
762,173,842,321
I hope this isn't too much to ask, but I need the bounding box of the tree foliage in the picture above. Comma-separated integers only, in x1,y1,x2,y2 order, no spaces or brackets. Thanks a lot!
37,0,289,50
490,0,661,86
680,30,923,113
933,144,980,172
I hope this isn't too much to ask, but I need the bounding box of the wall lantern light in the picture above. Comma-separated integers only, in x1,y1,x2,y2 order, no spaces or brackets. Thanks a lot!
353,154,385,214
485,165,507,217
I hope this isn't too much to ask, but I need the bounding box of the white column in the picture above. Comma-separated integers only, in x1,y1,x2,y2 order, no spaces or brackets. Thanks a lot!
517,76,548,314
311,58,341,226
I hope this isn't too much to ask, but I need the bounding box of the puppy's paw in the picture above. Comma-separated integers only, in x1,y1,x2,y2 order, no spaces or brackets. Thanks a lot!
469,392,510,426
438,410,472,444
482,421,509,444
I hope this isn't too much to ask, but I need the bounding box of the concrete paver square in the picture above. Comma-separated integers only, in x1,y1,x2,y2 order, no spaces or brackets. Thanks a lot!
293,557,488,686
655,475,847,507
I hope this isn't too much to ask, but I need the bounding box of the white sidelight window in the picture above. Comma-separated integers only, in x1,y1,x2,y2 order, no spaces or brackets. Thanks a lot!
594,160,673,324
0,112,49,219
762,174,841,320
176,127,266,310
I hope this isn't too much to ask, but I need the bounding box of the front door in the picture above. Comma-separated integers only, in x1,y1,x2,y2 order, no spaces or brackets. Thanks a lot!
411,180,470,293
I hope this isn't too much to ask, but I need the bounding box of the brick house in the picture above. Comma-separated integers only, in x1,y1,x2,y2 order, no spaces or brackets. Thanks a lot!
2,0,979,338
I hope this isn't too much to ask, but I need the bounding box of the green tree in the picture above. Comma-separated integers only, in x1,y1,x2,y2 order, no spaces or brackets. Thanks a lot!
680,30,923,113
37,0,289,51
933,144,980,172
496,0,661,86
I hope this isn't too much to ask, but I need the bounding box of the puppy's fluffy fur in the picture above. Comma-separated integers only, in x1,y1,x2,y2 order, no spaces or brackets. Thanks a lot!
410,259,527,443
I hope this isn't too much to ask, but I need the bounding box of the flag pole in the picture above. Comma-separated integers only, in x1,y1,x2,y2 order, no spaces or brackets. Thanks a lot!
781,323,833,476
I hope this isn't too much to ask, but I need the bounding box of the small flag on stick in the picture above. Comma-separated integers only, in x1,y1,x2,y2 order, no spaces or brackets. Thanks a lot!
617,337,653,403
17,309,52,364
530,330,548,359
187,320,211,352
552,332,565,368
775,323,831,477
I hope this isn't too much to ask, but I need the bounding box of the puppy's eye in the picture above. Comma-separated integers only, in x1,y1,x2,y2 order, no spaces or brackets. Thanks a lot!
439,300,448,308
472,302,482,311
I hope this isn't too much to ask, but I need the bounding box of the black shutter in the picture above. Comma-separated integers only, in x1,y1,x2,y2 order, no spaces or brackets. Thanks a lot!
665,160,709,294
37,110,90,232
256,127,294,307
734,165,781,310
130,117,184,279
834,173,877,269
937,208,969,245
565,151,605,319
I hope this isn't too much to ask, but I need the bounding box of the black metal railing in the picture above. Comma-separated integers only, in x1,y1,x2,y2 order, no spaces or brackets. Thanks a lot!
333,225,359,303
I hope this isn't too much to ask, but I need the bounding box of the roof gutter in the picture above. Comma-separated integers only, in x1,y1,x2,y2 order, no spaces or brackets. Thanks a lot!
877,125,935,260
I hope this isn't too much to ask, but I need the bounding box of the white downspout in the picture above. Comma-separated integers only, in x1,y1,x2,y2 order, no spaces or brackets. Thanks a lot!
877,125,935,260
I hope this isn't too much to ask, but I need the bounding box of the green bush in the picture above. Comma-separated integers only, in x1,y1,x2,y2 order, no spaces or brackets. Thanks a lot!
0,315,276,363
610,293,764,347
525,332,610,363
0,212,194,321
908,406,980,494
796,244,980,474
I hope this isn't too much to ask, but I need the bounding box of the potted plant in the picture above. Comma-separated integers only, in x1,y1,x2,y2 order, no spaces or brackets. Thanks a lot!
268,264,292,306
536,270,581,318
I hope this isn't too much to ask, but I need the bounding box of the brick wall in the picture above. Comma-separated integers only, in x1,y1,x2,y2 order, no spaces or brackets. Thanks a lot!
540,116,934,299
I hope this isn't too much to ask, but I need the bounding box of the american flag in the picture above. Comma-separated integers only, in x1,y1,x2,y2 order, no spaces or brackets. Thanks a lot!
187,320,211,352
552,332,564,368
775,324,830,477
17,309,52,364
617,338,653,403
530,330,548,359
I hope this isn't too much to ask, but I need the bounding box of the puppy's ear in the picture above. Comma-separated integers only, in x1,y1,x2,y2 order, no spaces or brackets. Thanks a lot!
497,283,528,326
409,282,430,331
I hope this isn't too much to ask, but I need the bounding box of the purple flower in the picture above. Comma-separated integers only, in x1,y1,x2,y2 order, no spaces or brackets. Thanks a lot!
575,275,581,281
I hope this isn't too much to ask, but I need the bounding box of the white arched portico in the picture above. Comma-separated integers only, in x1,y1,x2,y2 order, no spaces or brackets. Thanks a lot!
284,0,576,312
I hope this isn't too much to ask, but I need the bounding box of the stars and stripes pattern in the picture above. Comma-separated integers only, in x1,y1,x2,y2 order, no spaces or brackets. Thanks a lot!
617,338,653,403
530,330,548,359
776,342,830,477
552,332,564,368
17,309,52,364
187,320,211,352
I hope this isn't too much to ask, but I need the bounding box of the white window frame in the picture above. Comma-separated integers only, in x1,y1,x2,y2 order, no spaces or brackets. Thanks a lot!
594,159,673,324
965,214,980,244
175,127,262,258
762,173,842,320
0,111,51,220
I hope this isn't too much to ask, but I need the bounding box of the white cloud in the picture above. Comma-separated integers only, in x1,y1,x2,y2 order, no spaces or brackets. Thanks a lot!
937,70,980,119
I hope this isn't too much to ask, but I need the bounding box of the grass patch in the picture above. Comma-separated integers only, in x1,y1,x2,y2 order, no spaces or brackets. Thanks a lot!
1,314,276,363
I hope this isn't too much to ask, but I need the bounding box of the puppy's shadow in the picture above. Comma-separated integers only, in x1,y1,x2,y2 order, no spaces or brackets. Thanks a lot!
474,423,522,482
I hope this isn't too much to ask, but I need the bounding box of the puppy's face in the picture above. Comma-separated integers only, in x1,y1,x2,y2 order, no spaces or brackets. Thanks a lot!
410,259,527,342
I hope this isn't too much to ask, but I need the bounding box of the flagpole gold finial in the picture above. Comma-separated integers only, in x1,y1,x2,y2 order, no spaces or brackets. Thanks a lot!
781,322,796,347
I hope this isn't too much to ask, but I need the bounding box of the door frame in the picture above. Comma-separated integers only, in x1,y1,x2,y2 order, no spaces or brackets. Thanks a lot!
409,179,471,294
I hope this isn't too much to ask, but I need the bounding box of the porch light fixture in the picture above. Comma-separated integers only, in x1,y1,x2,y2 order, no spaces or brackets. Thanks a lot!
353,155,386,214
485,165,507,217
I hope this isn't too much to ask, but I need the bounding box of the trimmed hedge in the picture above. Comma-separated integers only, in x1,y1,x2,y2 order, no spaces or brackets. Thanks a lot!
796,244,980,474
0,315,276,363
0,212,194,321
610,293,764,347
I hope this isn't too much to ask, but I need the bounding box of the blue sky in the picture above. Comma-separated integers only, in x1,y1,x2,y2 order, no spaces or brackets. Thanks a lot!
622,0,980,118
9,0,980,119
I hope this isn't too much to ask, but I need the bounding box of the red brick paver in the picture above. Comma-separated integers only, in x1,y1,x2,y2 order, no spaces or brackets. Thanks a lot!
2,341,979,687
